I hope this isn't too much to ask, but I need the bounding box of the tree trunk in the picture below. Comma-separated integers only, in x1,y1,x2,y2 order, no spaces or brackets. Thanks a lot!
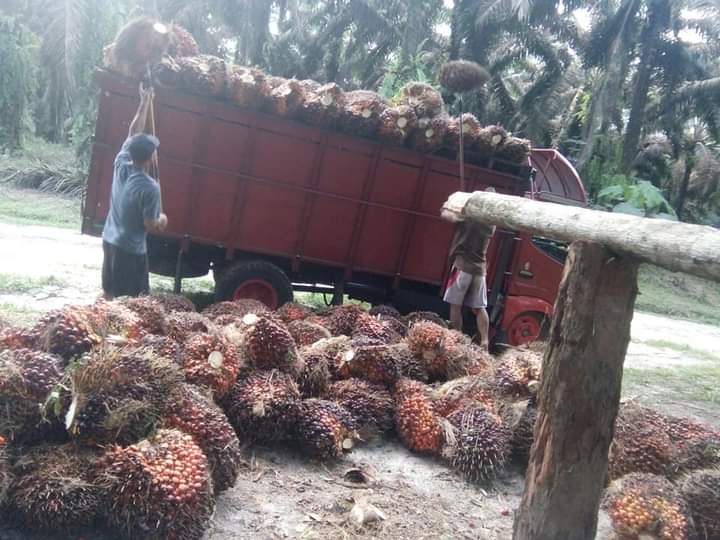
675,154,694,221
443,191,720,281
621,49,655,172
513,241,639,540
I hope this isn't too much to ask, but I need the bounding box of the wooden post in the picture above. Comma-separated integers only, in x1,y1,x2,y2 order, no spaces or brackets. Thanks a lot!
442,191,720,281
512,241,638,540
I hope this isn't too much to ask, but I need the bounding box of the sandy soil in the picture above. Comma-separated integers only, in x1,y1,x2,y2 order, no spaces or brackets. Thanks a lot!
0,222,718,540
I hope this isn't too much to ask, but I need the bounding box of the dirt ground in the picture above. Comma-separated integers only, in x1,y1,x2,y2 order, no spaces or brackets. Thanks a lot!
1,221,719,540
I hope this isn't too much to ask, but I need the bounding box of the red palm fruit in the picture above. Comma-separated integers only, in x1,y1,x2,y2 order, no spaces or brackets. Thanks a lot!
406,321,450,380
389,343,429,382
442,405,512,482
341,343,400,386
291,399,358,459
432,376,498,418
33,307,101,362
161,384,242,493
243,315,303,378
604,473,695,540
394,378,443,455
288,320,332,348
221,370,300,443
325,379,394,437
403,311,448,329
297,346,333,397
82,300,145,345
369,305,401,319
150,292,196,313
325,304,364,336
0,326,38,351
182,332,240,399
202,299,269,321
351,313,402,344
165,311,213,343
120,296,168,335
101,429,214,540
9,444,103,530
139,334,182,364
276,302,313,323
495,348,543,397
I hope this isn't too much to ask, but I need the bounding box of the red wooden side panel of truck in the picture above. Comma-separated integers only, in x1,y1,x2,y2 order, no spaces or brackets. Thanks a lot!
84,71,587,345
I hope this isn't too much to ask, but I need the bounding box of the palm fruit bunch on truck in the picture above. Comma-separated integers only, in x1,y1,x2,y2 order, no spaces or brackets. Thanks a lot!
101,25,532,165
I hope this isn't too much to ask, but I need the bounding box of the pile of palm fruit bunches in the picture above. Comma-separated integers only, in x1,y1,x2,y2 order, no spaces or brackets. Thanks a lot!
102,18,531,167
0,296,718,539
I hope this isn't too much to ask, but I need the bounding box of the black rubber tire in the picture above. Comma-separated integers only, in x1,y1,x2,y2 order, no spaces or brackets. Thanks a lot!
214,260,293,308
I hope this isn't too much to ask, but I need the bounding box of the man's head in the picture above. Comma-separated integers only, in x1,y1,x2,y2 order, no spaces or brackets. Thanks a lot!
128,134,160,170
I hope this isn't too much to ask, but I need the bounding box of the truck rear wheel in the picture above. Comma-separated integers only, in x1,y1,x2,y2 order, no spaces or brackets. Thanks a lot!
215,260,293,309
507,312,548,346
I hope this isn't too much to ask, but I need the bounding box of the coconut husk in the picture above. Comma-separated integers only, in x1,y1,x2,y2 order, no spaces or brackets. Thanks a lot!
400,82,444,119
339,90,388,138
439,60,490,94
167,24,199,58
175,54,227,97
106,17,171,79
443,114,482,154
495,136,532,165
475,125,508,158
378,105,417,146
267,79,308,117
408,115,449,154
299,83,346,128
225,65,271,109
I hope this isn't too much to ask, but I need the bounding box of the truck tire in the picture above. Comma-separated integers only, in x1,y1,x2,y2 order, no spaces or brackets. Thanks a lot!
506,312,549,346
214,260,293,309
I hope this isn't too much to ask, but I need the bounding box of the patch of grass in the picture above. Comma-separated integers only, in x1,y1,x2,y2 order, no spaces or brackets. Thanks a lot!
0,187,80,229
623,365,720,404
0,302,43,327
0,273,68,294
639,339,720,363
150,275,215,311
636,264,720,326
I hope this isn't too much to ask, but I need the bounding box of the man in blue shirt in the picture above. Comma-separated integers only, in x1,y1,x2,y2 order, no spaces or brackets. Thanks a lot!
102,84,168,299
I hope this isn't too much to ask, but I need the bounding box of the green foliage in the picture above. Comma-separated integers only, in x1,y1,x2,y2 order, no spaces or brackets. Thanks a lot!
0,15,38,150
378,40,435,101
596,177,678,220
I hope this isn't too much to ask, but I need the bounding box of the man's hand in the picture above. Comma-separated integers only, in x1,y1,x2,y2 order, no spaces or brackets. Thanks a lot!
157,213,168,231
129,83,155,137
144,213,168,233
139,82,155,105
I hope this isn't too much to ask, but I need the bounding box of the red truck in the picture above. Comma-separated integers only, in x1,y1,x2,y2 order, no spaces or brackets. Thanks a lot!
83,71,587,346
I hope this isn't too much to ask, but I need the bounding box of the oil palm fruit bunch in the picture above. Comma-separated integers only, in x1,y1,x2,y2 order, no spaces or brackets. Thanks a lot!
665,415,720,474
139,334,182,364
288,320,332,348
341,343,400,386
339,90,387,138
167,24,199,57
0,325,38,351
297,346,334,397
442,405,511,483
352,313,402,344
221,370,300,443
444,341,495,381
165,311,213,343
268,78,307,117
67,345,183,445
120,296,168,335
680,468,720,539
406,321,449,380
182,331,240,399
242,314,304,378
0,436,9,506
299,82,345,128
389,342,429,383
301,336,352,381
276,302,312,324
394,378,443,455
160,384,241,493
0,348,64,443
33,306,101,362
404,311,448,328
325,304,365,336
495,137,532,165
202,299,269,321
83,300,146,345
176,54,227,97
507,397,538,464
609,403,675,480
409,115,449,154
325,379,394,438
443,114,482,154
226,65,271,109
400,82,444,120
291,399,358,460
100,428,214,540
8,443,103,530
368,305,401,319
495,348,542,397
432,376,498,418
151,293,196,313
439,60,490,94
378,105,416,146
604,473,695,540
476,125,508,158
